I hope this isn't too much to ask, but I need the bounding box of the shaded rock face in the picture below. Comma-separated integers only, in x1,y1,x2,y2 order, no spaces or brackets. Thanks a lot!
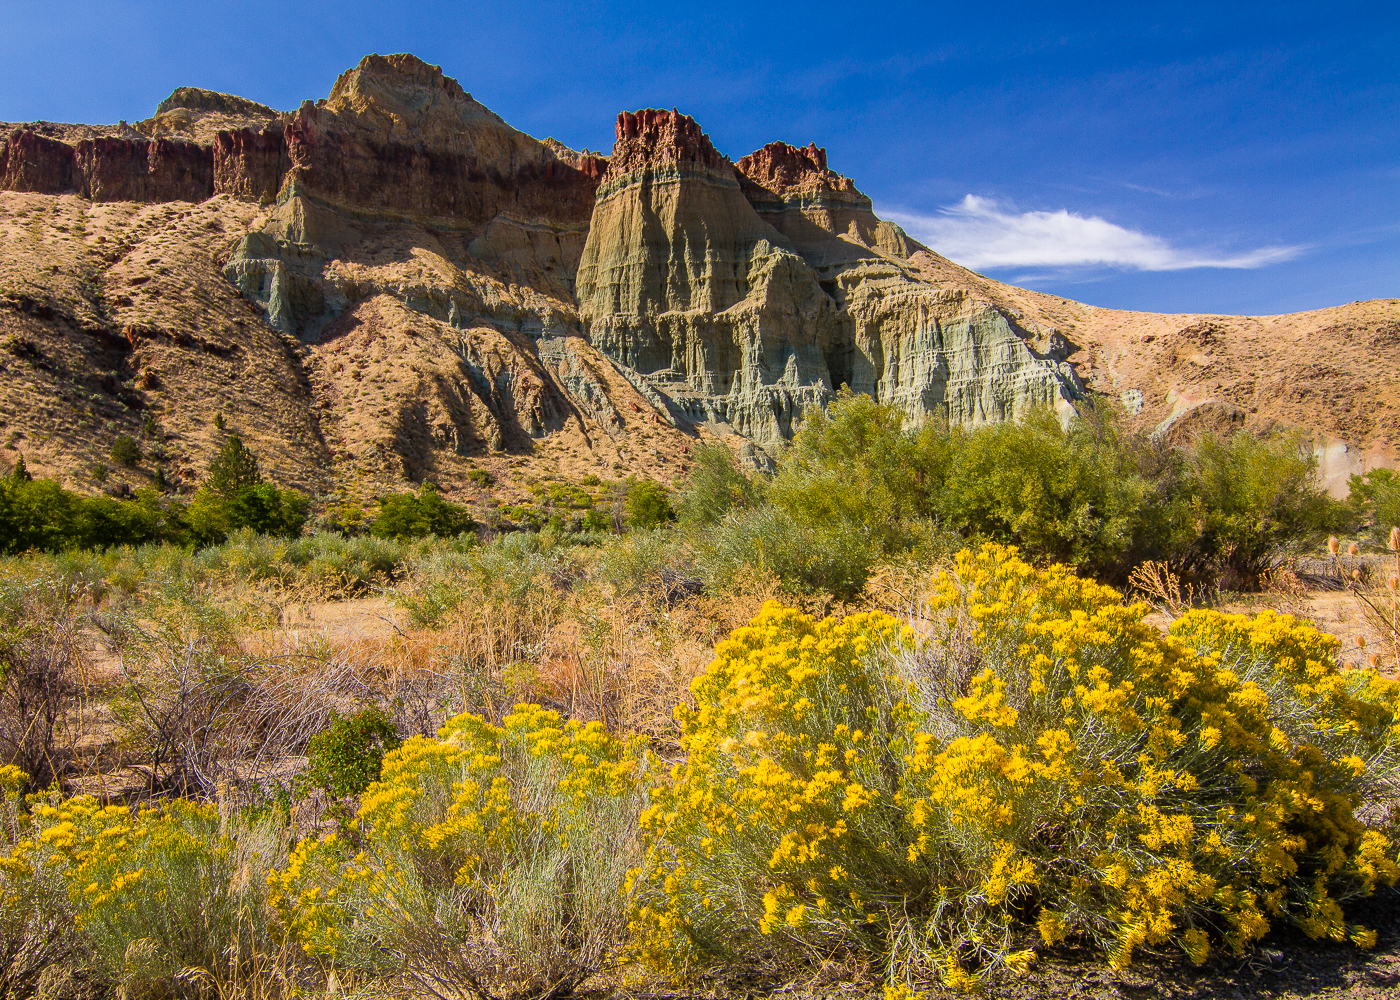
577,112,1080,456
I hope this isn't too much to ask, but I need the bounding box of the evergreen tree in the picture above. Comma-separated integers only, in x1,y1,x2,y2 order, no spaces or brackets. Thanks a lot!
206,434,262,500
111,435,141,468
10,454,31,482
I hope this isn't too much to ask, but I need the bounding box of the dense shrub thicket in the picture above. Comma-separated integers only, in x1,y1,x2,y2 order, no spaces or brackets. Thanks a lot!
0,475,182,555
0,397,1361,600
690,393,1350,597
186,435,309,544
369,482,474,540
0,435,308,554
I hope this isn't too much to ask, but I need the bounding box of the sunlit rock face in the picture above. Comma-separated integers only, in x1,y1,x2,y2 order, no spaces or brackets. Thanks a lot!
577,113,1080,458
10,52,1389,491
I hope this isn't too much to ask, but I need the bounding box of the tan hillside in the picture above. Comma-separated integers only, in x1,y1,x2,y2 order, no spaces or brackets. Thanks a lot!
1,51,1395,507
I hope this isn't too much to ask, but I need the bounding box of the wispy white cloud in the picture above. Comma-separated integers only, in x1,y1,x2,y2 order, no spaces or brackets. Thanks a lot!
882,195,1304,272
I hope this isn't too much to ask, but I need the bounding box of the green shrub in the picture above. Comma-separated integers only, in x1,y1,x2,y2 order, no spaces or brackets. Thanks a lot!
754,392,942,594
0,479,182,554
1346,468,1400,545
300,708,401,799
626,480,676,529
371,482,474,540
699,504,878,601
676,443,761,526
110,434,140,468
933,410,1173,578
187,483,309,545
596,527,686,595
467,468,494,488
1184,431,1340,578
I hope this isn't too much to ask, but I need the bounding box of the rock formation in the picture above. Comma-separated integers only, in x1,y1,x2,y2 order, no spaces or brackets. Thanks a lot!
577,112,1080,456
1,52,1396,501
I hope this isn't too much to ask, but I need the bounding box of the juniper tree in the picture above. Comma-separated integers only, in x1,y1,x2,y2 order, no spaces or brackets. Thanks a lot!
205,434,261,500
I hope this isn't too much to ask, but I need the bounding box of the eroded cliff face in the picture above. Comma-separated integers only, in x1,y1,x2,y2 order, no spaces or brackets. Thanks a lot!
2,52,1396,497
0,56,688,497
577,112,1080,458
575,111,849,450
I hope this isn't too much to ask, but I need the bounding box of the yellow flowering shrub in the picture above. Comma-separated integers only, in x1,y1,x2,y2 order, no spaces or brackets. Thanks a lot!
632,547,1400,991
1,788,257,989
907,545,1400,976
629,603,927,977
270,703,648,993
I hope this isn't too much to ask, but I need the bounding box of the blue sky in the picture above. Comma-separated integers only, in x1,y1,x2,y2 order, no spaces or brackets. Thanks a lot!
1,1,1396,316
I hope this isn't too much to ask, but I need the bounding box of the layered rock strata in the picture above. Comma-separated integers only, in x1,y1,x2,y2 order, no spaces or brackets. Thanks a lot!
577,112,1080,455
0,56,686,495
2,52,1397,497
735,141,910,262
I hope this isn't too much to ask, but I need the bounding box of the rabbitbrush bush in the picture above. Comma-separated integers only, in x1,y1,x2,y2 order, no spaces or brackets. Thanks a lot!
270,704,649,997
630,544,1400,991
0,775,282,996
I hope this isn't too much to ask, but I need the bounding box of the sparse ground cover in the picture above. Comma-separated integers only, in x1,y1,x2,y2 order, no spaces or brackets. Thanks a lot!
5,401,1400,1000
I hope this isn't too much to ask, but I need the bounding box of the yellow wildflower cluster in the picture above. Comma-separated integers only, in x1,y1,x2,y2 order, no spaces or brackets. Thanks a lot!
629,602,916,977
1,788,236,978
631,548,1400,990
269,703,646,974
904,544,1400,971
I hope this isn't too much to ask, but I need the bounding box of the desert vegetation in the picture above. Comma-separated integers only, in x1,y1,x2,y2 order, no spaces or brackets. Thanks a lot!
2,398,1399,1000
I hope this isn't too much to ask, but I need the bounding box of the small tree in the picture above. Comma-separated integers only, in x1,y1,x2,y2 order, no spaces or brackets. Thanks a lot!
626,480,676,529
186,436,306,544
206,434,261,499
111,435,141,468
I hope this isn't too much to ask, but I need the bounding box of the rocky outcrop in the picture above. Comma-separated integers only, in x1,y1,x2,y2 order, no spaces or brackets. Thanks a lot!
1,129,76,193
577,112,1080,456
576,110,853,449
1,51,1395,495
278,54,602,229
0,56,603,231
212,125,287,202
73,136,213,202
736,141,910,262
